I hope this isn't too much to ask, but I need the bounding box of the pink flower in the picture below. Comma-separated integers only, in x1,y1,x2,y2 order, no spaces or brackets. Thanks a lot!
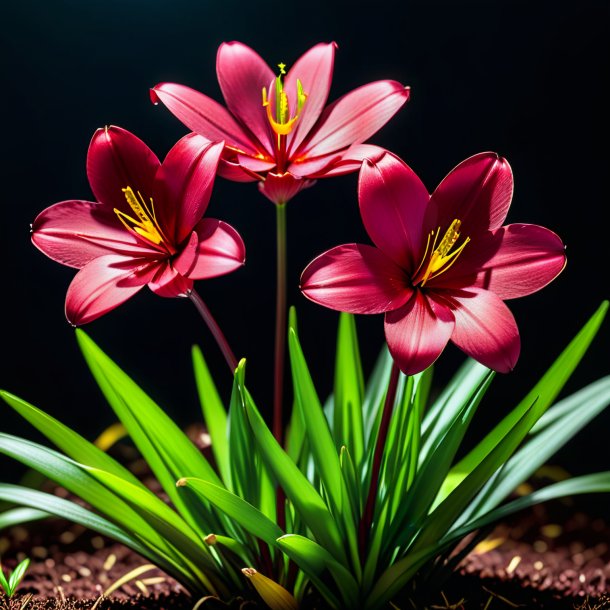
301,152,566,374
32,126,246,325
150,41,410,205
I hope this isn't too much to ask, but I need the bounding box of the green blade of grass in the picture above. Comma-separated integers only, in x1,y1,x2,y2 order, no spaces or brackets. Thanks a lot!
277,534,359,609
76,329,224,535
0,390,144,488
0,507,49,530
439,301,608,502
192,345,230,486
461,375,610,522
288,328,359,573
7,558,29,594
333,313,365,464
238,361,347,565
178,477,283,547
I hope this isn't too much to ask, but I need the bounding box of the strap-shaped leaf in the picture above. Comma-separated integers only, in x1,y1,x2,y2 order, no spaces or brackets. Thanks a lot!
192,345,230,486
238,361,347,565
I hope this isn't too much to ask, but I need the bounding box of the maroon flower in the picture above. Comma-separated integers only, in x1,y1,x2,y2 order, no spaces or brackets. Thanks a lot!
32,126,245,325
301,152,566,374
150,41,410,205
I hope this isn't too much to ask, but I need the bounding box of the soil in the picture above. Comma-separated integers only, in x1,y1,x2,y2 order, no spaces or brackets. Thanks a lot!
1,430,609,609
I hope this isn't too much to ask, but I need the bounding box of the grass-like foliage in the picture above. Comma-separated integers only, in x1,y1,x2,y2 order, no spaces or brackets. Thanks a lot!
0,557,30,598
1,301,609,609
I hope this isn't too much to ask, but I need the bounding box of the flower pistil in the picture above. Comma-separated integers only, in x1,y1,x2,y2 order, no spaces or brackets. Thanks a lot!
262,63,308,137
413,218,470,286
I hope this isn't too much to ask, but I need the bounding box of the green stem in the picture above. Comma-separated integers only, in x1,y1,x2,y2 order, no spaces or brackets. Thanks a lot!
273,203,288,445
188,288,238,374
359,361,400,557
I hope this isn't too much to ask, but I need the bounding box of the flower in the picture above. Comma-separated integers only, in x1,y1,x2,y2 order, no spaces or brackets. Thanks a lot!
301,152,567,374
31,126,246,325
150,41,410,205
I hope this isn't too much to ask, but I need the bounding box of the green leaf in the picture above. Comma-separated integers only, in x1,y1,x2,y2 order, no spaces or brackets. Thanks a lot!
178,477,283,547
76,329,224,535
277,534,359,609
238,361,347,565
461,375,610,522
0,565,9,595
7,557,30,594
333,313,365,464
0,507,49,531
447,472,610,543
0,390,144,489
362,345,394,451
288,329,359,573
440,301,608,500
0,483,198,592
227,364,258,504
192,345,230,486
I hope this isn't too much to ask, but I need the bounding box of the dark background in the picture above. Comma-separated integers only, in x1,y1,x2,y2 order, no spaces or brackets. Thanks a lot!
2,1,609,503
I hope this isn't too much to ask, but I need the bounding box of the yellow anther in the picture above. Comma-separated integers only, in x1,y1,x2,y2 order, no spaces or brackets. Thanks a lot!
277,62,286,75
414,218,470,286
114,186,170,250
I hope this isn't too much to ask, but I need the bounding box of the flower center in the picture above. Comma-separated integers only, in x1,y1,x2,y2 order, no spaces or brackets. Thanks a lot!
262,62,307,136
412,219,470,286
114,187,174,253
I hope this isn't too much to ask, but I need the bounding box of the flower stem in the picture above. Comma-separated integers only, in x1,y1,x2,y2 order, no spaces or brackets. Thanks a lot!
188,288,238,374
273,202,288,444
359,361,400,557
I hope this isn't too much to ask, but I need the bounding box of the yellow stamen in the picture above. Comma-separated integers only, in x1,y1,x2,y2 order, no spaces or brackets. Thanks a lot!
261,63,307,137
114,187,170,249
414,219,470,286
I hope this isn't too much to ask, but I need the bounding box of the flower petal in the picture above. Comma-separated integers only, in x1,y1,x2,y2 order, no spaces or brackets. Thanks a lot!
285,42,337,156
151,83,260,156
309,144,386,178
31,200,157,268
301,244,411,314
439,287,520,373
148,264,193,297
65,255,158,325
153,135,223,244
430,152,513,237
435,224,567,299
258,172,315,205
175,219,246,280
216,41,275,155
87,126,160,211
218,157,260,182
359,152,430,272
297,81,410,158
384,290,455,376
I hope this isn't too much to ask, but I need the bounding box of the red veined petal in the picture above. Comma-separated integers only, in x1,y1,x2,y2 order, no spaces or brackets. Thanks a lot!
429,152,513,237
153,135,223,244
285,42,337,156
216,41,275,155
31,200,157,269
148,264,193,297
236,154,277,173
175,220,246,280
310,144,386,178
65,255,158,325
87,126,160,212
218,157,260,182
258,172,314,205
439,287,520,373
384,290,455,376
434,224,567,299
359,152,430,272
296,80,410,158
301,243,411,314
151,83,261,156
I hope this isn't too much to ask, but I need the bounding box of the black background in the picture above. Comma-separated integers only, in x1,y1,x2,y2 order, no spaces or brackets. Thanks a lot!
2,1,609,503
